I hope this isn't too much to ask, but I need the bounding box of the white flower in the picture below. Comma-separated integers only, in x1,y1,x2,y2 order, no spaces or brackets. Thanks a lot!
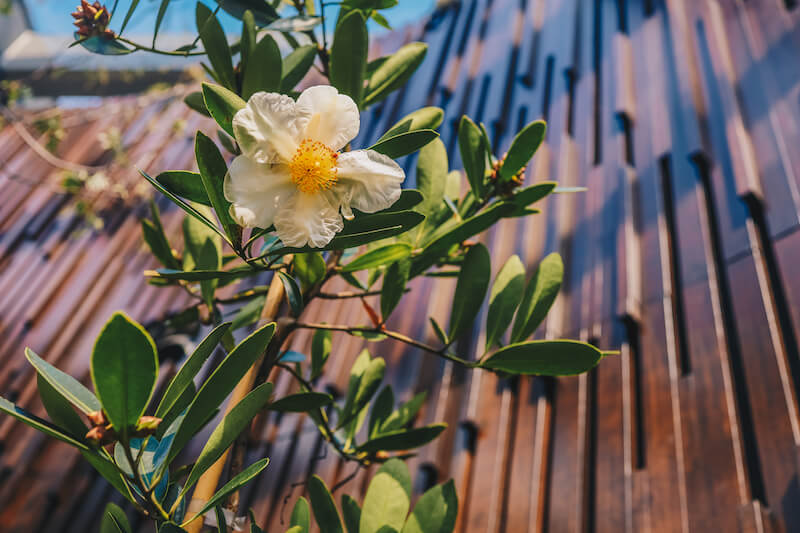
224,85,406,248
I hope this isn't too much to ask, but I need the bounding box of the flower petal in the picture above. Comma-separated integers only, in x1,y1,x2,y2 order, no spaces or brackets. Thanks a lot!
233,92,307,164
274,191,344,248
223,155,295,228
334,149,405,216
296,85,360,151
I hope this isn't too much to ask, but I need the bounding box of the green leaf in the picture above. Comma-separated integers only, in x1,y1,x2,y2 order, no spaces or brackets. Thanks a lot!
76,34,132,55
378,107,444,142
357,424,446,453
183,206,223,307
294,252,326,290
156,171,210,206
405,137,448,246
37,373,86,438
329,10,367,105
90,312,158,439
429,318,448,346
368,386,394,438
240,10,256,76
153,0,173,46
447,243,490,341
458,116,488,199
341,495,361,533
278,271,304,316
181,459,270,527
498,120,546,182
269,212,425,257
414,138,448,218
196,131,240,248
380,391,425,433
118,0,140,35
149,268,256,283
25,347,100,414
215,506,227,533
510,181,557,207
410,202,516,277
381,259,410,320
290,496,311,533
281,45,318,92
0,395,88,450
339,357,385,429
342,244,412,273
485,255,526,350
268,392,333,413
182,382,273,494
307,475,344,533
196,3,236,90
386,190,424,212
267,15,321,32
480,340,603,375
101,502,131,533
242,34,282,99
369,130,439,159
140,169,230,244
142,204,180,270
364,42,428,107
401,480,457,533
168,322,275,462
360,459,411,533
155,323,231,421
212,0,278,25
311,329,331,380
511,252,563,342
202,83,247,138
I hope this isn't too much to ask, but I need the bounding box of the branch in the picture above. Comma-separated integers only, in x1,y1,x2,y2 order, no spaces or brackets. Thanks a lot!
316,288,410,300
292,322,477,368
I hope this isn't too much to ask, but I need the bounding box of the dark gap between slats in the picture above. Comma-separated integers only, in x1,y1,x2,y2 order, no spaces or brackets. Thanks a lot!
785,0,798,11
455,420,478,533
643,0,656,17
493,0,526,148
745,196,800,435
566,70,577,137
616,0,629,34
617,114,635,166
426,1,467,106
537,376,555,533
658,155,692,375
415,463,439,493
691,154,767,504
497,376,520,533
584,356,599,533
521,19,541,87
592,0,603,166
542,55,555,122
623,319,646,469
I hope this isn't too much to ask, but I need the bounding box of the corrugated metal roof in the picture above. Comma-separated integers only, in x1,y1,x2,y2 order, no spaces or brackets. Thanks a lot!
3,0,800,531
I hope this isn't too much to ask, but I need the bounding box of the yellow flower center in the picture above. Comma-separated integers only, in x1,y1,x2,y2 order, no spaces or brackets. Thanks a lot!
288,139,339,194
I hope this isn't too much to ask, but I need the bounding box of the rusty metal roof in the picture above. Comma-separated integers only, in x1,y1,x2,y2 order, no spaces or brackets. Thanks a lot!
3,0,800,531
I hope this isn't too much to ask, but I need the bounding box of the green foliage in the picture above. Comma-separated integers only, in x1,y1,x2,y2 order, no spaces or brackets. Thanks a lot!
91,312,158,439
330,10,368,106
511,252,563,342
290,460,456,533
480,340,604,375
34,6,610,532
485,255,526,350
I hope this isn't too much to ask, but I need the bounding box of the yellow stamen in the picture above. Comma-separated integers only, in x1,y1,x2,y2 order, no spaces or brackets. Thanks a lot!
288,139,339,194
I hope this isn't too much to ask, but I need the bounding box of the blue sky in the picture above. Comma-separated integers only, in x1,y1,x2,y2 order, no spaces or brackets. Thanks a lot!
26,0,434,36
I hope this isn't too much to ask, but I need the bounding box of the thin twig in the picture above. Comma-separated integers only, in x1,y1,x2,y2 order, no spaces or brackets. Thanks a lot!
292,322,477,368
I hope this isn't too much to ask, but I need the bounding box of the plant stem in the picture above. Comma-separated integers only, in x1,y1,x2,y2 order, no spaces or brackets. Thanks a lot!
182,272,287,533
116,37,207,56
292,322,478,368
